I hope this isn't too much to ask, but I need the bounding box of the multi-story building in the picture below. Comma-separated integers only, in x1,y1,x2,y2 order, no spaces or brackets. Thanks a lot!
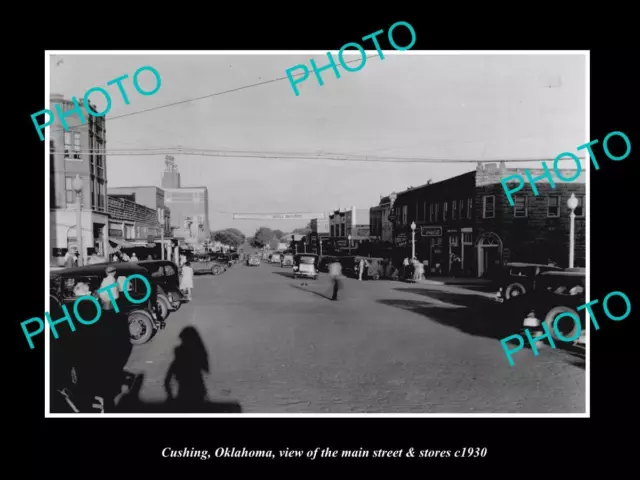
107,186,171,237
328,206,370,252
474,162,586,276
392,172,476,274
309,217,330,254
160,157,210,244
369,195,393,243
49,93,109,262
107,195,163,241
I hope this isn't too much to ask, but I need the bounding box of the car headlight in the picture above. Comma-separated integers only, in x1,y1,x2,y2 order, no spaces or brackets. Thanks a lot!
523,311,540,328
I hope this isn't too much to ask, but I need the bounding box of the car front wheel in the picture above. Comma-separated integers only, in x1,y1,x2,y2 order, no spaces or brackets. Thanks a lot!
544,306,581,342
128,311,155,345
505,283,526,300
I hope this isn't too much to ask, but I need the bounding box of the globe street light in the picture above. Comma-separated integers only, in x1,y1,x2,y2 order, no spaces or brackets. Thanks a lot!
348,234,352,256
410,221,417,260
72,174,84,266
567,193,579,268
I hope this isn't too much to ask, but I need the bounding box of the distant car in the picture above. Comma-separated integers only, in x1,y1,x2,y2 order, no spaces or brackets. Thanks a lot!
281,253,294,267
190,253,227,275
247,255,261,266
293,253,319,280
494,262,563,302
270,253,282,264
507,268,586,346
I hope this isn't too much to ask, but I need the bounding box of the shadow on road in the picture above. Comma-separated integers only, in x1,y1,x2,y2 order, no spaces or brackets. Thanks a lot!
115,326,243,413
272,271,295,279
290,283,333,300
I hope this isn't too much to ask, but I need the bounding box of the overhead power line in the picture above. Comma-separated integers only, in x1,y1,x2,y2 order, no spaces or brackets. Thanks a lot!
50,146,587,164
48,55,380,134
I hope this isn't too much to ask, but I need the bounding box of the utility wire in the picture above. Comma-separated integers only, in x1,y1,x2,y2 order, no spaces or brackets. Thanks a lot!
50,147,586,164
48,55,380,134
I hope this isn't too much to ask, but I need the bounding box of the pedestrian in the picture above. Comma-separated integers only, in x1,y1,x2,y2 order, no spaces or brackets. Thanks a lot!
403,257,410,279
414,258,425,281
358,257,364,281
64,248,77,268
100,266,120,310
180,260,194,301
129,253,139,263
328,260,343,301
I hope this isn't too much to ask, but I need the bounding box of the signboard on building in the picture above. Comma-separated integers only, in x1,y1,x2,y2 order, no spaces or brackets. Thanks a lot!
395,232,408,246
233,212,326,220
421,226,442,237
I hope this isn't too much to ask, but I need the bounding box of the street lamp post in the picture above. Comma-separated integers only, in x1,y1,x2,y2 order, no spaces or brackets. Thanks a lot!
72,175,85,266
348,234,352,255
567,193,578,268
410,221,417,260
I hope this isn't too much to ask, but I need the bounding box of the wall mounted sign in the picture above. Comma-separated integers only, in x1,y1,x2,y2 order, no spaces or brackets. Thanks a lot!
421,226,442,237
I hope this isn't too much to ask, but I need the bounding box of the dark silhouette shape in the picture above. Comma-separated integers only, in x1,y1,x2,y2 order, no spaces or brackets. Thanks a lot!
164,326,210,408
289,283,332,300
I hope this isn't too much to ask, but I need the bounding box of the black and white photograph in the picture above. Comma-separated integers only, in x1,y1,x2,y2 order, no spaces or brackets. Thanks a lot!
43,51,589,416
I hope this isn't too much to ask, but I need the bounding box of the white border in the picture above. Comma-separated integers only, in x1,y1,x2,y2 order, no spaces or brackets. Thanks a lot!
44,50,589,418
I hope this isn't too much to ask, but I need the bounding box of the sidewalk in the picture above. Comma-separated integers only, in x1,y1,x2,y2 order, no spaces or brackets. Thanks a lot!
403,276,494,287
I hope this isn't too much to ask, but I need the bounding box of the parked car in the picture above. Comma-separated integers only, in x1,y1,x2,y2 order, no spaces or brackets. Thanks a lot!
293,253,319,280
138,260,188,319
494,262,563,302
189,253,227,275
507,268,586,345
49,262,162,345
281,253,295,267
247,254,261,266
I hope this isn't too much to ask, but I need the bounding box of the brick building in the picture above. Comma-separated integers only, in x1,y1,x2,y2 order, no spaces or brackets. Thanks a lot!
392,172,476,274
49,93,109,263
369,195,393,243
328,206,370,252
474,162,586,276
108,186,171,237
107,195,163,242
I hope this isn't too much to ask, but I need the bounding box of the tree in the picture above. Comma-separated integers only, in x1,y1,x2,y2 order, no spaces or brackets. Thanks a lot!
211,229,245,248
291,221,312,236
272,229,285,239
251,227,275,248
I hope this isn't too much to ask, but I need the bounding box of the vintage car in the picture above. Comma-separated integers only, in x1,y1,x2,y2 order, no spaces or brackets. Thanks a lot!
270,252,282,264
292,253,319,280
281,253,295,267
494,262,563,302
352,256,385,280
246,254,261,266
507,268,586,346
49,262,162,345
138,260,188,319
189,252,227,275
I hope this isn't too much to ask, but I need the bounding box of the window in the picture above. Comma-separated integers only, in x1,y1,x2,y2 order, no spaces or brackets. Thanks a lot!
547,196,560,217
575,195,585,217
462,232,473,244
402,205,408,225
422,201,427,221
435,203,440,221
65,177,75,204
73,132,81,159
514,196,528,218
443,202,448,221
483,196,495,218
429,204,434,222
90,180,95,210
450,234,459,246
452,200,457,220
459,199,464,219
64,132,71,158
467,198,473,219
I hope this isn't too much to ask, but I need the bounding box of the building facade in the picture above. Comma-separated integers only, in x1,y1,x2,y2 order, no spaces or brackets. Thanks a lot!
474,162,586,276
392,172,476,274
107,196,163,241
369,195,393,243
107,186,171,237
309,217,330,254
328,207,371,251
50,93,109,262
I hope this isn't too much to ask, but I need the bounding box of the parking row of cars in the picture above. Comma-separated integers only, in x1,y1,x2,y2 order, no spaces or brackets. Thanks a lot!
494,263,586,347
50,260,189,346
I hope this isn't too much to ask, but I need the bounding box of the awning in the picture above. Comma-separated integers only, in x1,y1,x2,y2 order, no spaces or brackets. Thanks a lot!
109,238,136,248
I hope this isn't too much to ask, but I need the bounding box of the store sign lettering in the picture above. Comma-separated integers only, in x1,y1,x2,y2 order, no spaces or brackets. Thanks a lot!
421,226,442,237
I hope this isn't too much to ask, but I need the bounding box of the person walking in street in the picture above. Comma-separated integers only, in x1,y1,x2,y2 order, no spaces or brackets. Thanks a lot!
403,257,410,279
180,261,194,301
329,260,343,301
64,248,77,268
358,258,365,281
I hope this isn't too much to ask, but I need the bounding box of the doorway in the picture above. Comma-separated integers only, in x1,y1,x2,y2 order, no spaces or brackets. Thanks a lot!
477,233,503,277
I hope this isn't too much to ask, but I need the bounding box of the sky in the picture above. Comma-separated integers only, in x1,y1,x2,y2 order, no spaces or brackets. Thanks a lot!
49,53,586,236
